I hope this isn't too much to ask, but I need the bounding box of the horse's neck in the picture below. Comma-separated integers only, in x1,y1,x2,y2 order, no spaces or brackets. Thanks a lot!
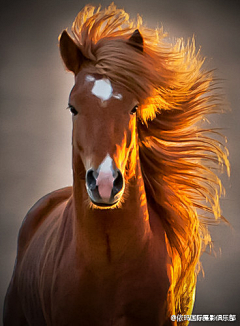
72,160,151,266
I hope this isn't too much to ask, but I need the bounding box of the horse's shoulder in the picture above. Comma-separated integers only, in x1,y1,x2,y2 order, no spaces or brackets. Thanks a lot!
18,187,73,254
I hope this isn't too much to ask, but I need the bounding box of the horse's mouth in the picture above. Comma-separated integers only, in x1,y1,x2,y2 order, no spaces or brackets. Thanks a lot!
90,200,118,208
87,185,124,209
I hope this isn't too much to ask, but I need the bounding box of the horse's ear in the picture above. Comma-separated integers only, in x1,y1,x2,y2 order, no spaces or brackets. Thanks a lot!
59,30,84,75
127,29,144,52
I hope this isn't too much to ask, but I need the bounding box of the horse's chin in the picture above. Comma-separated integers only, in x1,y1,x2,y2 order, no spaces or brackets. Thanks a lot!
89,198,123,210
90,200,119,209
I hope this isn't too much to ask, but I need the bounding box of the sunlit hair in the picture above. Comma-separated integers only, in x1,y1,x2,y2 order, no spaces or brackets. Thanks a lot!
70,3,230,316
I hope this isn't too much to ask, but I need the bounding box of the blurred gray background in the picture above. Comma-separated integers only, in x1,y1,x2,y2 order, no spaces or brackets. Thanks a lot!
1,0,239,324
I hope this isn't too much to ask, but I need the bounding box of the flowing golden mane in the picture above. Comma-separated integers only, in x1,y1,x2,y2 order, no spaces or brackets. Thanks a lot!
69,3,230,316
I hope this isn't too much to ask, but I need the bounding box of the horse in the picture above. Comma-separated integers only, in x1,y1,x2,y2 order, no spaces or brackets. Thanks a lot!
3,4,229,326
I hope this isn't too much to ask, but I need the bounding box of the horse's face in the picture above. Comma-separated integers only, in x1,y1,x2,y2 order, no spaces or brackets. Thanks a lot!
69,69,139,207
60,29,144,208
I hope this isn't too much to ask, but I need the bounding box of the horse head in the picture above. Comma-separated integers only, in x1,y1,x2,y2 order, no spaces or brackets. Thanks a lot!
59,30,143,208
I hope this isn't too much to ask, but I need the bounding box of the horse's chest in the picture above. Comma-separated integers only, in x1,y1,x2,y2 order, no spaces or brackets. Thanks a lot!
50,248,170,326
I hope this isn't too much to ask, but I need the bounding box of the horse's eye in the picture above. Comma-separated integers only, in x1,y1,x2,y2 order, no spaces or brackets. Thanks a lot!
130,105,138,115
68,105,78,116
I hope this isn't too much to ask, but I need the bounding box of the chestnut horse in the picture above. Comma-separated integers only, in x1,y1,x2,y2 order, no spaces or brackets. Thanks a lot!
4,4,229,326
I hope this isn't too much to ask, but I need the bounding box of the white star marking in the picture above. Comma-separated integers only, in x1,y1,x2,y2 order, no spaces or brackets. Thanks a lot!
92,78,113,102
85,75,122,102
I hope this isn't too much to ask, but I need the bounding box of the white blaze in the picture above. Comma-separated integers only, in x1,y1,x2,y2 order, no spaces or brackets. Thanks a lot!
98,154,113,173
96,154,114,200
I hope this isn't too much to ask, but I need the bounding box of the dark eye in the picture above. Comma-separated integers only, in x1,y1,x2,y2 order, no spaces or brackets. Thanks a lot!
130,105,138,115
68,105,78,116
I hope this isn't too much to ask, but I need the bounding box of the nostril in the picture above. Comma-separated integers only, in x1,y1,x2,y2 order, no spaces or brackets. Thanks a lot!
86,169,97,190
112,170,124,197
